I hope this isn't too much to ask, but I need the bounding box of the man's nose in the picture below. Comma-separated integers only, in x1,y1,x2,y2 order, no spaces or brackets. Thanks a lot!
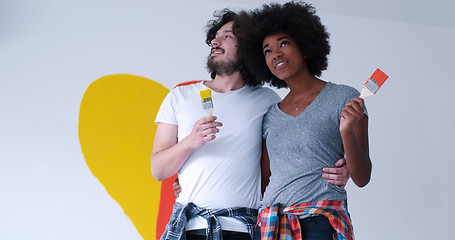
211,37,220,47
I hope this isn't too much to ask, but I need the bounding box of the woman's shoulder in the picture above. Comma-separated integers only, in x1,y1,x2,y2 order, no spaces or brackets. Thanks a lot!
264,102,280,119
326,82,360,97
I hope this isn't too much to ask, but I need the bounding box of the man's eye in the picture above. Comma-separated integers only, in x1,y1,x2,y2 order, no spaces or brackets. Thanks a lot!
225,35,232,39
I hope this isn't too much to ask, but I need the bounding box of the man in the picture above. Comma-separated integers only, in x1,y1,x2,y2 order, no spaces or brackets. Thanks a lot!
151,9,348,240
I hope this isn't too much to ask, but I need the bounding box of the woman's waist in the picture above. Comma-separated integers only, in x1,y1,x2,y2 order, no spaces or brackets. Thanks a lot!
261,176,346,207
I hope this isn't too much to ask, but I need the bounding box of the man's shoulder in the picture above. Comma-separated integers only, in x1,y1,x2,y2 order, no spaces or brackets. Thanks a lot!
248,86,281,105
170,81,205,95
248,85,278,95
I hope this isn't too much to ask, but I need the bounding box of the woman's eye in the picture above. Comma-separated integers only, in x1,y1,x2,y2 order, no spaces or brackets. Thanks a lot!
225,35,232,39
264,49,271,56
280,41,289,47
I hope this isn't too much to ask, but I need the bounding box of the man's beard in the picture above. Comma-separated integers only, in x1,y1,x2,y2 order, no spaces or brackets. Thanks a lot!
206,55,240,76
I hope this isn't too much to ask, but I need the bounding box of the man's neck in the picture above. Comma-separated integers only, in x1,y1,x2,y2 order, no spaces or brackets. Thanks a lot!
204,71,246,93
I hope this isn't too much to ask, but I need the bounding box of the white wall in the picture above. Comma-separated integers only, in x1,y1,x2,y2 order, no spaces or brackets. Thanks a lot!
1,0,453,239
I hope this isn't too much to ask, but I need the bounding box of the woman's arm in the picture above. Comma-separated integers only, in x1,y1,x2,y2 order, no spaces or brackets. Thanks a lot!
340,97,371,187
260,142,271,195
262,143,351,194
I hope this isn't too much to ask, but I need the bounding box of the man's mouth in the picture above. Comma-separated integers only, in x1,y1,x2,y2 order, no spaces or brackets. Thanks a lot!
211,47,224,55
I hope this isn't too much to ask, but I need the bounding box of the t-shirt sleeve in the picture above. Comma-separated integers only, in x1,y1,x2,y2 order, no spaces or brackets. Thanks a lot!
155,90,178,125
262,88,281,141
268,88,282,105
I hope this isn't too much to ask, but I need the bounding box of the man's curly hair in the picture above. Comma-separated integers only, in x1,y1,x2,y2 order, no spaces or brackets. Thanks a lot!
205,9,261,86
235,1,330,88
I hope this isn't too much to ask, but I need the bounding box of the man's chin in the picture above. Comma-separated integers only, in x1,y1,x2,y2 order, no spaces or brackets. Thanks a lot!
208,55,222,61
207,57,239,75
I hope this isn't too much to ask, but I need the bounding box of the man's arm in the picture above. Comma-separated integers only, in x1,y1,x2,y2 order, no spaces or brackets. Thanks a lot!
322,158,350,188
262,143,350,192
173,157,350,197
151,116,222,181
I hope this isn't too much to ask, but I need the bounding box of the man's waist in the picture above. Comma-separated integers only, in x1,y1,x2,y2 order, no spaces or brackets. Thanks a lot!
174,202,257,237
176,197,260,210
186,229,250,236
173,201,258,217
186,216,249,233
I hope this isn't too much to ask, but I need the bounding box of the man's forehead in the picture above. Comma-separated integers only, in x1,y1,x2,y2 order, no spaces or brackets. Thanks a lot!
217,21,234,34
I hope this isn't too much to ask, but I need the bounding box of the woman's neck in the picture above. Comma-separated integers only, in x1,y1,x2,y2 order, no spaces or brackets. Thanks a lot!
285,73,320,95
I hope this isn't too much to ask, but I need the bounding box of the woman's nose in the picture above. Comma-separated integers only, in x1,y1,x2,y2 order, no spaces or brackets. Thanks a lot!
273,50,282,60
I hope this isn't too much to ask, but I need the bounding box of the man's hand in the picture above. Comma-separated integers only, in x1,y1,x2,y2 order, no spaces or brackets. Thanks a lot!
186,116,222,149
173,178,182,197
322,158,350,188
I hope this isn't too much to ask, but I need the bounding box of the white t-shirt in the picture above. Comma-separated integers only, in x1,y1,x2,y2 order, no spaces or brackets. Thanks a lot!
155,81,280,232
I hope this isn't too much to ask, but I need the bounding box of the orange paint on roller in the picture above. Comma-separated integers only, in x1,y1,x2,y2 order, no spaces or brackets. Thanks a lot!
360,68,389,99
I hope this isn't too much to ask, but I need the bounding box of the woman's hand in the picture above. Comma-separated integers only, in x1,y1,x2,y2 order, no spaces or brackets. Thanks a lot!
173,178,182,197
340,97,364,135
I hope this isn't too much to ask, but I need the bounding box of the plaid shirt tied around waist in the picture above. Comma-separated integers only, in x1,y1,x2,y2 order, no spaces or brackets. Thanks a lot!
258,200,354,240
160,202,258,240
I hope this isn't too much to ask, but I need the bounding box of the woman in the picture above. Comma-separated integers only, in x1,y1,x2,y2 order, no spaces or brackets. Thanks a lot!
235,2,371,239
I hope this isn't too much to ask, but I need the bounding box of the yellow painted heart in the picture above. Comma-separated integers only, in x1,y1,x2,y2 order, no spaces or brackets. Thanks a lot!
78,74,171,239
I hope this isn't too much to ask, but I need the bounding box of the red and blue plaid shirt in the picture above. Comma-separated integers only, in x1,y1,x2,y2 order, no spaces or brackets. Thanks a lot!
257,200,354,240
160,202,258,240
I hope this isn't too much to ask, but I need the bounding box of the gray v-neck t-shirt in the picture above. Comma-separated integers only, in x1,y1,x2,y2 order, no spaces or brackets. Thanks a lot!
261,82,367,207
